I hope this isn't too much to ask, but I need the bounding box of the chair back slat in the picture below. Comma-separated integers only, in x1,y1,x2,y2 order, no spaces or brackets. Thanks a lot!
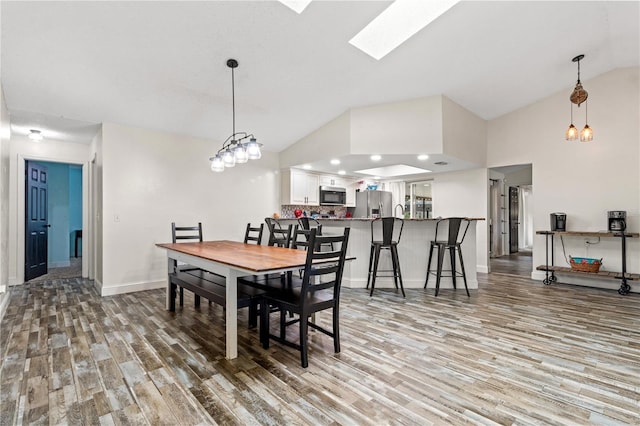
265,218,293,247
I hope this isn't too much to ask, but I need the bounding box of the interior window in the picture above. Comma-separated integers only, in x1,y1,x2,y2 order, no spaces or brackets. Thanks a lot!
405,180,433,219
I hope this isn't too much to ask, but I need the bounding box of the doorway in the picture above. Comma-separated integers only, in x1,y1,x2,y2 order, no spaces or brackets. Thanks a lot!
488,164,533,277
404,180,433,219
24,160,83,282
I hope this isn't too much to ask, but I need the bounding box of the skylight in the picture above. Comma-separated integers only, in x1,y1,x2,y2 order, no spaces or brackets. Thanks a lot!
349,0,460,60
278,0,312,14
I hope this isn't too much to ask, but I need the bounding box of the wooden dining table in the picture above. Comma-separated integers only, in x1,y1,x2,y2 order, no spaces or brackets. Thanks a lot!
156,240,312,359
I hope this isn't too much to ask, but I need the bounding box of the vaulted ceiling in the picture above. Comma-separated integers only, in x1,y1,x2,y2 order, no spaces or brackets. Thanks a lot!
2,1,639,153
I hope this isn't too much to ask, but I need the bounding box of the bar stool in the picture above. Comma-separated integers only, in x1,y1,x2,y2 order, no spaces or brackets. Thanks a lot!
367,217,405,297
424,217,471,297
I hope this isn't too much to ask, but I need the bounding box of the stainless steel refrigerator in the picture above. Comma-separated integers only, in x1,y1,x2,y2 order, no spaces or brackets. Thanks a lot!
354,190,392,218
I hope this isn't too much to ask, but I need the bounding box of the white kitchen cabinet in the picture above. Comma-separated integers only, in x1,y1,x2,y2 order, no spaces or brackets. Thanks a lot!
319,175,341,187
342,178,357,207
282,169,319,206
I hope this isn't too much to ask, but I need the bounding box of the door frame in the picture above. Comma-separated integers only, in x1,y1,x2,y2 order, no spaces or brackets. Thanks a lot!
16,153,91,284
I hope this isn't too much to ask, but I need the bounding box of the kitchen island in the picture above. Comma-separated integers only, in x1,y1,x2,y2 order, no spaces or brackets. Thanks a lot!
279,218,483,292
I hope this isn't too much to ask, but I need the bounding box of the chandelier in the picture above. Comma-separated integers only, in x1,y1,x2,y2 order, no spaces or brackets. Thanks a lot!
210,59,261,172
565,54,593,142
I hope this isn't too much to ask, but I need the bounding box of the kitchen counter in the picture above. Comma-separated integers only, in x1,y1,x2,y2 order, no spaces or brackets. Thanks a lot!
278,218,484,291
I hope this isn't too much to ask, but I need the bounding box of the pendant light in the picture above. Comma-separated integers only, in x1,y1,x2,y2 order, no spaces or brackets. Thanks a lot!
209,59,262,172
580,101,593,142
565,103,578,141
566,54,593,141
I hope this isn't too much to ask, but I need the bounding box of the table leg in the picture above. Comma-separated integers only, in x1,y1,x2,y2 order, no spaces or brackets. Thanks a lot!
166,258,173,310
225,269,238,359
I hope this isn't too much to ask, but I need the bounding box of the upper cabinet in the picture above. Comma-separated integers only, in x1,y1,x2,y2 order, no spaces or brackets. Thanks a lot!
282,169,357,207
282,169,319,206
319,175,341,187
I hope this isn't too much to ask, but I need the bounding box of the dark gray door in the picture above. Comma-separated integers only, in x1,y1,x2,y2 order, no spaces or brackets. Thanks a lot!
25,161,49,281
509,186,519,254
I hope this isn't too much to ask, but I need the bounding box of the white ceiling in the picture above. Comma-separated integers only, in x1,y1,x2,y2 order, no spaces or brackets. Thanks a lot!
2,1,639,173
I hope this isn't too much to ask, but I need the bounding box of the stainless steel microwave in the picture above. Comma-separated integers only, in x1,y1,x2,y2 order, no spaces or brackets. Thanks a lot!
319,186,346,206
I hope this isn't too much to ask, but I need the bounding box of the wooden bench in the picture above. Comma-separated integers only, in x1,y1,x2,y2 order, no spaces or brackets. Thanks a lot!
168,269,264,327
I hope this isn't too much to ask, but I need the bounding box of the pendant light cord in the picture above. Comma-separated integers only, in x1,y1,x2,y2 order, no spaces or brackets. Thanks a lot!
231,65,236,139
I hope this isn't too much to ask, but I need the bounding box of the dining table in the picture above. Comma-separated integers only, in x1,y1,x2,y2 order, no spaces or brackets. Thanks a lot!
155,240,313,359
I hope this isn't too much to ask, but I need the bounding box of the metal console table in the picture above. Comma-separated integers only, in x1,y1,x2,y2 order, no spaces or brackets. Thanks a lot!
536,230,639,295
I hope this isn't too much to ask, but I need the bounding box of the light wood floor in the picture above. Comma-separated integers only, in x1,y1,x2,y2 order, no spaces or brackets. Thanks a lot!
490,250,533,278
1,274,639,425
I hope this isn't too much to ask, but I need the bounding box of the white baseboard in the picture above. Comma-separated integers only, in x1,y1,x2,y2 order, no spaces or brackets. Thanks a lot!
100,279,166,296
477,265,489,274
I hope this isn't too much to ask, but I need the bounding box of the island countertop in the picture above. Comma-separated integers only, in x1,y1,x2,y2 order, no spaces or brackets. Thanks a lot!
277,217,482,291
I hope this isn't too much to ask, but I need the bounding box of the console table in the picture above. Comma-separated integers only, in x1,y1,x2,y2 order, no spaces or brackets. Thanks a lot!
536,230,639,295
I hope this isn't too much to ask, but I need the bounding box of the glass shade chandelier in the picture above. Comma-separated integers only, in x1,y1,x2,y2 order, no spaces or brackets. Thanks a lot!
566,54,593,142
210,59,262,172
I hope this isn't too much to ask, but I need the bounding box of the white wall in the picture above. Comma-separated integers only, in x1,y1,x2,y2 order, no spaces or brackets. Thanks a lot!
8,136,90,285
350,95,444,155
488,67,640,290
99,123,281,295
280,112,351,169
442,96,487,166
0,85,11,316
90,129,103,286
431,168,489,273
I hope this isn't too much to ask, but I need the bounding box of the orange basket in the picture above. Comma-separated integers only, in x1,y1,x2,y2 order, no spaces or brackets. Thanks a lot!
569,256,602,273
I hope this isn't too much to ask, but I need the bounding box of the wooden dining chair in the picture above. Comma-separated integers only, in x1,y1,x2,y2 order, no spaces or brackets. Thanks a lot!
265,217,294,248
244,223,264,245
259,227,350,368
171,222,203,306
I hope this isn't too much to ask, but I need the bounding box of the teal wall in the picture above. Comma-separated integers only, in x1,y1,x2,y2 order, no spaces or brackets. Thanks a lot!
40,162,69,266
36,162,82,265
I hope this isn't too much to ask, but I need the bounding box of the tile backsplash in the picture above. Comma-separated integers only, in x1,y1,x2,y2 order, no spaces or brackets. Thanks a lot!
281,205,348,219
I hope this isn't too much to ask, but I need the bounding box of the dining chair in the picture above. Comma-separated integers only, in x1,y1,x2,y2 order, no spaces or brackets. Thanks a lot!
298,217,333,250
244,223,264,245
171,222,204,306
265,217,294,248
424,217,471,297
259,227,350,368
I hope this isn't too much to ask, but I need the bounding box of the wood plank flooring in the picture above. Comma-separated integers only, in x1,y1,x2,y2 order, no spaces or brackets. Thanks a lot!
1,275,639,425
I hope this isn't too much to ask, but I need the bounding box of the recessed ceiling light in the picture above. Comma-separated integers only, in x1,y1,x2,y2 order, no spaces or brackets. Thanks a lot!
349,0,460,60
302,164,312,170
424,184,430,186
338,170,346,175
417,154,429,160
28,129,43,141
277,0,312,14
330,159,340,165
373,176,381,180
371,154,382,161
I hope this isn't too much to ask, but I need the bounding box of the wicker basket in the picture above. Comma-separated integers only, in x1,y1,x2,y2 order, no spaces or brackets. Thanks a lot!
569,256,602,273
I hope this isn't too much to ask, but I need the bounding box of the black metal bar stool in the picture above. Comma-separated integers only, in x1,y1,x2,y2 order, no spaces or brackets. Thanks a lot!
424,217,471,296
367,217,405,297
